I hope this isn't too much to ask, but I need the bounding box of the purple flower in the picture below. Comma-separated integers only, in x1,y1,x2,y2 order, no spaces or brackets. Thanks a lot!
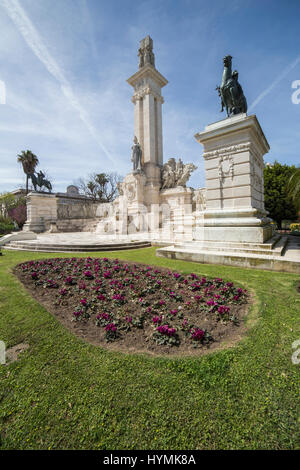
191,328,205,341
96,312,110,320
105,323,117,332
65,276,74,285
97,294,106,301
156,324,176,336
78,282,87,290
218,305,230,315
152,315,162,324
84,270,94,279
73,310,82,318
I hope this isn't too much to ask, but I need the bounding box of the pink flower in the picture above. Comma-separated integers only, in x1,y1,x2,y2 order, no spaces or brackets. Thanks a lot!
97,294,106,301
152,315,162,324
190,328,205,341
105,323,117,332
156,324,176,336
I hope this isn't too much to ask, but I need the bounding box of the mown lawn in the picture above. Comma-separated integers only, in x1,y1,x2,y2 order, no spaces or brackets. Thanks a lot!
0,247,299,450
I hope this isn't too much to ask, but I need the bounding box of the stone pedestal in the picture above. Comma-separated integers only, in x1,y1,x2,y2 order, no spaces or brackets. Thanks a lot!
195,113,274,243
121,171,148,234
23,192,57,233
160,187,194,242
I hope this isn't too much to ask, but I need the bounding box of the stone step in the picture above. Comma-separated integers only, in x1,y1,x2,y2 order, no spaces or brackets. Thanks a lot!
171,236,288,257
178,234,281,251
5,240,151,253
156,238,300,274
172,236,287,256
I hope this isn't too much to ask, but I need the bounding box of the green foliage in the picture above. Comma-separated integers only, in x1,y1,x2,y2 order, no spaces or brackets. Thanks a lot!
290,223,300,233
17,150,39,175
287,168,300,210
0,215,15,234
0,248,299,449
17,150,39,193
0,193,27,228
264,161,298,228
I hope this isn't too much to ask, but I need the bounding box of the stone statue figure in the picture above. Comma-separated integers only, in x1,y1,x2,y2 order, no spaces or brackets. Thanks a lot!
177,163,198,186
161,158,176,189
138,48,144,68
161,158,197,189
216,55,247,117
117,181,124,196
131,136,143,172
138,35,155,68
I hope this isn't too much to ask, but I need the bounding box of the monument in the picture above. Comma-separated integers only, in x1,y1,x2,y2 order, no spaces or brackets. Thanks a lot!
193,56,273,244
9,40,298,273
157,54,279,266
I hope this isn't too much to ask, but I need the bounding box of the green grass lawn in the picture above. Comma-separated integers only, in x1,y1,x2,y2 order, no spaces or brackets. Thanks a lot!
0,247,299,450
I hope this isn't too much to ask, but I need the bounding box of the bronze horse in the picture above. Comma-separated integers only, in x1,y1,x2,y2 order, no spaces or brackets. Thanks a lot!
216,55,247,117
28,170,52,192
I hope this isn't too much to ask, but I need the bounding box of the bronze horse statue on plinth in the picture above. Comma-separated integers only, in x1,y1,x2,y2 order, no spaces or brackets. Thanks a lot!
216,55,247,117
28,170,52,192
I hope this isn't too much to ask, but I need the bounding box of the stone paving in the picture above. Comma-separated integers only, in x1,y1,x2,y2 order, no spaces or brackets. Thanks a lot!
3,232,300,273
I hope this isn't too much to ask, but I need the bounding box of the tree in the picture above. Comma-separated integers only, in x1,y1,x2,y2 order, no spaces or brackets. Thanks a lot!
0,192,27,229
76,172,122,202
264,161,298,228
287,167,300,211
17,150,39,194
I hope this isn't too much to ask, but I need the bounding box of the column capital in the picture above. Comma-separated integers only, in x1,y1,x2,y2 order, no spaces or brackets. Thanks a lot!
132,87,164,104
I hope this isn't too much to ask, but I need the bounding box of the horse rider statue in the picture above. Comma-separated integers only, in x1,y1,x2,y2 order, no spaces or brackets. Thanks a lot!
216,55,247,117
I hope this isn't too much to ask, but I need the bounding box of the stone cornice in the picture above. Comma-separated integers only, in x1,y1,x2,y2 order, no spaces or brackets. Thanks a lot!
127,64,168,88
203,142,252,160
195,114,270,156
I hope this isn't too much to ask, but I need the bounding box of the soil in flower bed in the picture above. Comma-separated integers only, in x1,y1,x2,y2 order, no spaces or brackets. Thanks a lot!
14,257,251,357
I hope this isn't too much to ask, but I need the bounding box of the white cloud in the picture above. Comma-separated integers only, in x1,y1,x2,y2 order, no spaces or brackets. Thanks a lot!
249,55,300,111
0,0,116,166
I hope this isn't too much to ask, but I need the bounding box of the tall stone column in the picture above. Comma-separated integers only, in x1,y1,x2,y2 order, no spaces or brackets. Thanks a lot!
127,35,168,190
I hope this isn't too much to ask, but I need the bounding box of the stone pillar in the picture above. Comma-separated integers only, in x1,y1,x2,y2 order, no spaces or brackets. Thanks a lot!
143,93,156,165
194,113,274,243
156,98,163,166
127,36,168,187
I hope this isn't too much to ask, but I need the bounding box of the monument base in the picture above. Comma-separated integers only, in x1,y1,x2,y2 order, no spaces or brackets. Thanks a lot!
199,208,274,243
194,113,272,245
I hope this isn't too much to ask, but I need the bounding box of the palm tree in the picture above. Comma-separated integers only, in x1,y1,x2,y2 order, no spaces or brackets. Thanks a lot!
288,168,300,211
17,150,39,194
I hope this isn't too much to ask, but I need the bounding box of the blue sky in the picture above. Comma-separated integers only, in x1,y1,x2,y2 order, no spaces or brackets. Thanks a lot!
0,0,299,192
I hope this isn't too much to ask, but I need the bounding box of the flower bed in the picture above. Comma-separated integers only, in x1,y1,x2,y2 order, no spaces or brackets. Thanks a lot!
15,257,250,356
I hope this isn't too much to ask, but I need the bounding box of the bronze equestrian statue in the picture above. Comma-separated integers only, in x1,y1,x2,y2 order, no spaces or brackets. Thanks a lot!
216,55,247,117
28,170,52,192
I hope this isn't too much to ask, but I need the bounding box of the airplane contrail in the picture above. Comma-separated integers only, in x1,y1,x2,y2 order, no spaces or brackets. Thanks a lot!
0,0,115,165
249,55,300,111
